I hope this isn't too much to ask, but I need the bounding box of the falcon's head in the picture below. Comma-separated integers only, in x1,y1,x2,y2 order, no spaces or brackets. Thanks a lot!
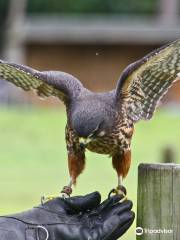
71,100,115,146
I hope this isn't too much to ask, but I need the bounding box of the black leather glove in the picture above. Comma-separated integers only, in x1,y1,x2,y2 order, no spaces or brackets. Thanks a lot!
0,192,134,240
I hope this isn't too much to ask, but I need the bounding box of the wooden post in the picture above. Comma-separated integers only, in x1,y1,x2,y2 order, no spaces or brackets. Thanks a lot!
137,163,180,240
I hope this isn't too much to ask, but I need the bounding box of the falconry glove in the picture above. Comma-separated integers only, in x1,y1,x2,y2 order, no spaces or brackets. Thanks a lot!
0,192,134,240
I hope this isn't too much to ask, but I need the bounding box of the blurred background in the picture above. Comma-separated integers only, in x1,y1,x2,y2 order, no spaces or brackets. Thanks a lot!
0,0,179,239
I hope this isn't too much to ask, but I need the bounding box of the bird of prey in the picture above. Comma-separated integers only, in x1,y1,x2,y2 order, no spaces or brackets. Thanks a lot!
0,39,180,198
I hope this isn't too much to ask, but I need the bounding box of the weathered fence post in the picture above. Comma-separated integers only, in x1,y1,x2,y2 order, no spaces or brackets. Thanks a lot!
136,163,180,240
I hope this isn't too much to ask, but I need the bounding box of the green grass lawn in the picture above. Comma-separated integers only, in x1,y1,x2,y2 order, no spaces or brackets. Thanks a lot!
0,107,179,239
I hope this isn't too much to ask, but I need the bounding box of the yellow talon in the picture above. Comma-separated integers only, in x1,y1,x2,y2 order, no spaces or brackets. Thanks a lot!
108,185,127,202
116,185,127,202
41,195,60,204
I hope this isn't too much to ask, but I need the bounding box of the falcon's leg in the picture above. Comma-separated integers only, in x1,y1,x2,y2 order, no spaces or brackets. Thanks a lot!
111,149,131,201
61,149,85,198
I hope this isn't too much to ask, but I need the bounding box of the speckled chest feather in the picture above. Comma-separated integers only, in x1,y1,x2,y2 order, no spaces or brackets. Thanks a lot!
66,110,134,156
86,117,134,155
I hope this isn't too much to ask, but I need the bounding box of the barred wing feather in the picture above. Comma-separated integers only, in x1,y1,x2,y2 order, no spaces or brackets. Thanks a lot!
116,39,180,122
0,60,83,103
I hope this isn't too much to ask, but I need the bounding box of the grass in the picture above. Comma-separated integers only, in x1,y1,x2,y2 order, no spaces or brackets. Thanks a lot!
0,106,180,239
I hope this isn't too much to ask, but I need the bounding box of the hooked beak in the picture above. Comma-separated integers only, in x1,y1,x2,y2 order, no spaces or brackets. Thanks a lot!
79,137,92,146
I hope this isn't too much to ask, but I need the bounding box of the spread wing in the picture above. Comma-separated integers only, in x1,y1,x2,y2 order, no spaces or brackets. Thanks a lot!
0,60,84,104
115,39,180,122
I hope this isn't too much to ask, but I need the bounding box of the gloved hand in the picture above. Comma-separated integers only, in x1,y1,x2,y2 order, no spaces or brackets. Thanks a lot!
0,191,134,240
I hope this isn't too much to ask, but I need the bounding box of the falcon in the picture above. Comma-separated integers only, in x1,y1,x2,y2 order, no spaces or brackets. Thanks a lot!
0,39,180,198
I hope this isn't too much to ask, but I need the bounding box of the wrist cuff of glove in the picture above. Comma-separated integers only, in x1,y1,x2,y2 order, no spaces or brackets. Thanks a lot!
26,225,49,240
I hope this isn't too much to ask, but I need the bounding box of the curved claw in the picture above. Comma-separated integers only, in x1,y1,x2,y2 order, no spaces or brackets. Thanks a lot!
108,185,127,203
40,186,73,204
41,195,59,204
108,188,118,199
